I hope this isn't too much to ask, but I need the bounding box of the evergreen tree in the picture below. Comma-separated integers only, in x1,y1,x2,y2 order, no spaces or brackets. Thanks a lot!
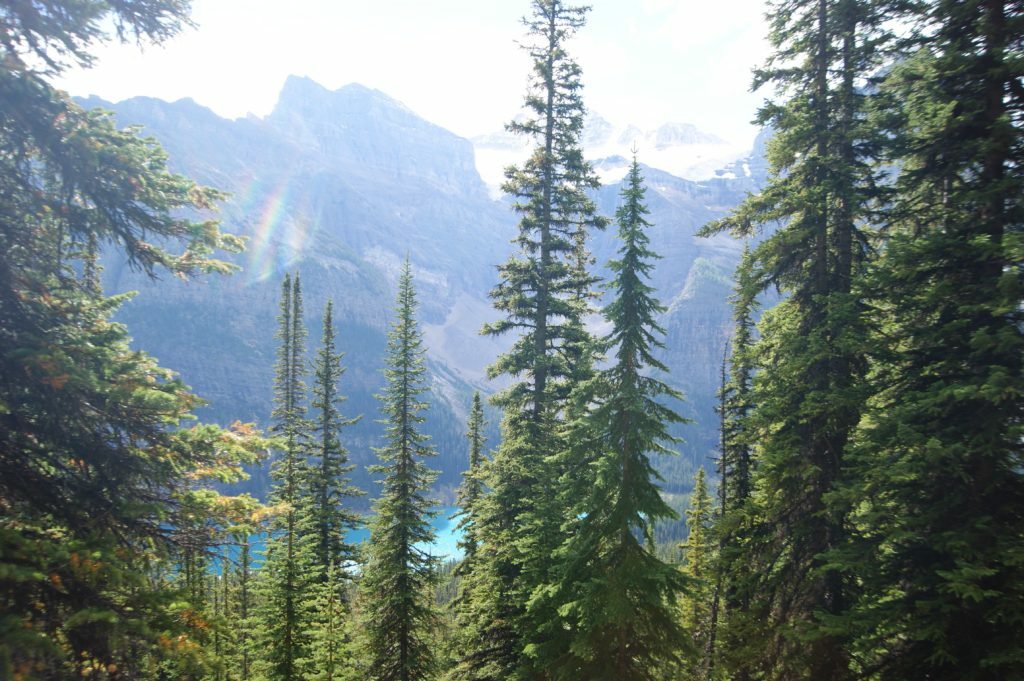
256,274,315,681
447,393,487,678
699,0,896,676
302,563,355,681
360,260,440,681
218,496,270,681
720,245,757,510
682,468,714,681
232,536,259,681
544,158,690,680
468,1,606,676
210,563,230,681
454,392,487,579
839,1,1024,677
712,247,759,681
0,2,264,676
306,300,363,578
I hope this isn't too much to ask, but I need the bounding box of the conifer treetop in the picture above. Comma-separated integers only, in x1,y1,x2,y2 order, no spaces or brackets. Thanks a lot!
362,257,439,681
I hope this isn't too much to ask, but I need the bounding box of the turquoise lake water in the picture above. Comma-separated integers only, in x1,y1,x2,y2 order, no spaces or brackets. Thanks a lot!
238,505,464,566
348,505,463,560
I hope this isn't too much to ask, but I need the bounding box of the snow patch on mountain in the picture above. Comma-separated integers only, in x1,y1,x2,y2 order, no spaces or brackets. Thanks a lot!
472,112,749,195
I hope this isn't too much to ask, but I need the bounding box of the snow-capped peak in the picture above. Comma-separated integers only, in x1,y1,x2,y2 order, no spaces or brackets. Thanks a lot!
471,112,749,194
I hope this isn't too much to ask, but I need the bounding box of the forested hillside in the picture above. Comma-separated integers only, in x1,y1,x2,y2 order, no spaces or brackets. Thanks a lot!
78,80,767,502
0,1,1020,680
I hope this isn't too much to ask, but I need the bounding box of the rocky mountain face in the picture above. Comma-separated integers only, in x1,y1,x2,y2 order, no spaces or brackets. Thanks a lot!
82,76,766,505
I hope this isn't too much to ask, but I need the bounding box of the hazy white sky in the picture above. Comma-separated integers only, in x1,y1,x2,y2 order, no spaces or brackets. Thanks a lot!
57,0,771,147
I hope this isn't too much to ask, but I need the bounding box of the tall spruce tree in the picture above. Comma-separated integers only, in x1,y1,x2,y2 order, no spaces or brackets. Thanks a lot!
233,538,259,681
684,466,716,679
447,393,488,680
256,274,315,681
360,260,440,681
543,158,690,680
710,246,759,681
682,467,714,681
699,0,896,676
468,1,606,676
454,393,487,583
306,300,363,578
702,353,730,681
720,245,757,510
839,1,1024,677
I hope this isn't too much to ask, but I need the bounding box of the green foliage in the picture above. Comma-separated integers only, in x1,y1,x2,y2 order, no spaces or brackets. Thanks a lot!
453,393,487,572
255,274,317,681
227,524,267,681
681,468,714,681
720,246,757,508
301,563,357,681
1,1,193,77
832,2,1024,678
272,274,311,510
465,2,607,677
699,0,895,676
5,2,1023,680
702,2,1024,680
444,394,490,680
707,247,759,681
537,158,691,680
482,0,607,416
359,260,440,681
0,2,263,677
305,300,364,577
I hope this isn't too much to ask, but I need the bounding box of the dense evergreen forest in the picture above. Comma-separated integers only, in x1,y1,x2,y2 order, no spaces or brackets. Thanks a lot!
0,0,1021,679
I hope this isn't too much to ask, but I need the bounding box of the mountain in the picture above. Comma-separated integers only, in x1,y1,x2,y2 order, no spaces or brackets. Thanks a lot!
80,76,766,511
471,112,752,193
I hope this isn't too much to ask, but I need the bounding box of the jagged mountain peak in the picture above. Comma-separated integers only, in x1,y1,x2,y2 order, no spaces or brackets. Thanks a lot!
78,93,222,122
650,122,727,148
273,73,329,105
262,76,485,197
582,111,615,147
272,76,417,121
611,121,728,150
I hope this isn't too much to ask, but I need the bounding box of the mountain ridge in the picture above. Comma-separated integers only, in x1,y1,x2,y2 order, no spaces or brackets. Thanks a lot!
78,76,764,510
